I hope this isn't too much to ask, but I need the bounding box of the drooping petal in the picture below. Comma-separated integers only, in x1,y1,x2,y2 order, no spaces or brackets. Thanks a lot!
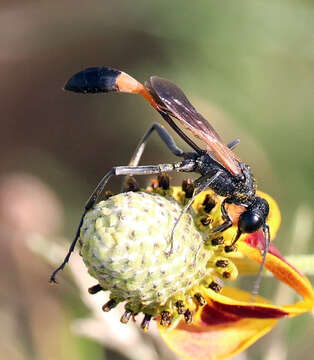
159,287,281,360
238,189,314,304
239,234,314,304
159,279,314,360
159,316,278,360
206,287,289,319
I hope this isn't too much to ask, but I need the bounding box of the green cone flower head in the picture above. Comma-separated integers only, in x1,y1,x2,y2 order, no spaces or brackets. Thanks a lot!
79,180,239,329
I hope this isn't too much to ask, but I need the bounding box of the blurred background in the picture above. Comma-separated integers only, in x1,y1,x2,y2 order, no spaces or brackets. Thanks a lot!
0,1,313,359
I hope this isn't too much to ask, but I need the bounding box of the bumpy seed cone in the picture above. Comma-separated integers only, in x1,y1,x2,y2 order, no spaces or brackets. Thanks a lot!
79,191,214,315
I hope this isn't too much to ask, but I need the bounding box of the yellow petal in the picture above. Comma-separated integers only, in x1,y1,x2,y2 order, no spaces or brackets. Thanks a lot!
159,317,277,360
256,191,281,239
239,239,314,303
159,287,280,360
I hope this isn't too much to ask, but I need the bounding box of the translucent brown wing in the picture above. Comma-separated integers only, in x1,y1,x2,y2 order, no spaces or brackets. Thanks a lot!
146,76,242,177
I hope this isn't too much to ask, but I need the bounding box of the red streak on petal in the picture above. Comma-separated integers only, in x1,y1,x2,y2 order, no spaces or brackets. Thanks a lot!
211,300,289,319
244,232,304,277
200,304,239,325
244,231,266,251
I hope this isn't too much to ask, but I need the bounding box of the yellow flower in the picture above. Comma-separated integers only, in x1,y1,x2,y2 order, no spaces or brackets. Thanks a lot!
77,179,314,359
159,190,314,360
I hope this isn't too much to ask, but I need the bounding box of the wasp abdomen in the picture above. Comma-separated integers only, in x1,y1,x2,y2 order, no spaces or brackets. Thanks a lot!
64,67,120,94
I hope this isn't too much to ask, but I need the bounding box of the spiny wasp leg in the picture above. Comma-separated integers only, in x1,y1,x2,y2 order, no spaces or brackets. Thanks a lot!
122,123,185,191
167,171,223,256
50,160,195,283
49,214,86,283
128,123,185,167
227,138,240,150
211,199,233,234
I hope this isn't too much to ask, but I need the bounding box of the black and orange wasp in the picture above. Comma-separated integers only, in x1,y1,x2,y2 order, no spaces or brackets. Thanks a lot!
50,67,270,295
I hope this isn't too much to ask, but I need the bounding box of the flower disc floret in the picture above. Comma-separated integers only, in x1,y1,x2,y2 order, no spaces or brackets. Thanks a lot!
79,191,216,315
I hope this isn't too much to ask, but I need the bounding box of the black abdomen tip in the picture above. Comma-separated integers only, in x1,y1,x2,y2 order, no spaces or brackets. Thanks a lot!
64,67,121,94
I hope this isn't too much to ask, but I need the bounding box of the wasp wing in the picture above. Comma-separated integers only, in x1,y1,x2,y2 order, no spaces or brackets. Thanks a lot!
146,76,242,177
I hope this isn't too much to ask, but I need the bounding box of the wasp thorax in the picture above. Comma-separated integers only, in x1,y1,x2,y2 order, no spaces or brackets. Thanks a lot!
79,189,238,327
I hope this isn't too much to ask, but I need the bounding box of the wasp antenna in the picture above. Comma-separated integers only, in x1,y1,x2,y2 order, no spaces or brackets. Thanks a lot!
64,66,158,108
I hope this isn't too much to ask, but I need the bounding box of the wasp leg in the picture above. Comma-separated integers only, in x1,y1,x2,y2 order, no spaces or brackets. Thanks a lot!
251,223,270,297
167,171,223,256
49,160,195,283
128,123,185,166
122,123,185,191
158,111,202,153
211,198,233,234
227,138,240,150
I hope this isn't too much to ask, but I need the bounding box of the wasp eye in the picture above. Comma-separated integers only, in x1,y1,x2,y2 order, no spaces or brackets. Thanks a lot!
238,211,263,234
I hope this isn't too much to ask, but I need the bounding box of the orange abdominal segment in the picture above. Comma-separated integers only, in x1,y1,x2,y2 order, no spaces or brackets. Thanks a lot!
225,203,246,225
116,72,159,109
